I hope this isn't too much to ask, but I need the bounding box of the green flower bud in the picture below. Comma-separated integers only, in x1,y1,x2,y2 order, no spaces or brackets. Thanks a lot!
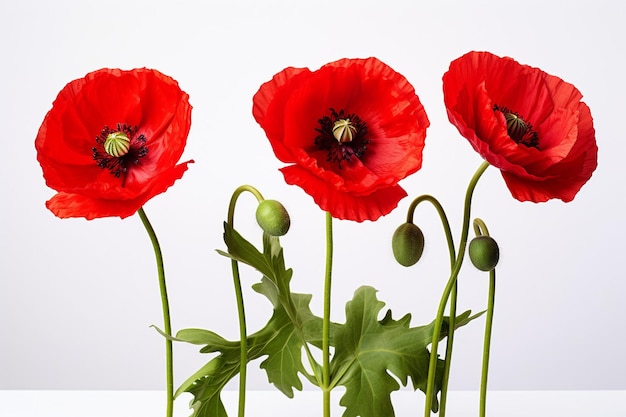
392,222,425,267
468,235,500,271
255,199,290,236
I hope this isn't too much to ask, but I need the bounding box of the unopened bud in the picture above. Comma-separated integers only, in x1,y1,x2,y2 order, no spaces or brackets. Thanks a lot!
255,199,291,236
468,236,500,271
392,223,425,267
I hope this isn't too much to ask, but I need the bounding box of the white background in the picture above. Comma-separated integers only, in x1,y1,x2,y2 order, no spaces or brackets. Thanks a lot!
1,0,624,396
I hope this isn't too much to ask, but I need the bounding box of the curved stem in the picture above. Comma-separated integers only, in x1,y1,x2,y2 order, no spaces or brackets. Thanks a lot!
406,195,456,417
137,207,174,417
228,188,322,393
322,212,334,417
226,185,265,417
479,268,496,417
423,161,490,417
473,218,490,237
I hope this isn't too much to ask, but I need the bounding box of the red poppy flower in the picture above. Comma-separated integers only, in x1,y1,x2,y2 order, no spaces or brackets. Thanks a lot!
253,57,429,222
443,51,597,202
36,68,193,219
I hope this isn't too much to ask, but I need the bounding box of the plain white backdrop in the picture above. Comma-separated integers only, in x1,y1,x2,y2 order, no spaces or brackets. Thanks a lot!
1,0,624,396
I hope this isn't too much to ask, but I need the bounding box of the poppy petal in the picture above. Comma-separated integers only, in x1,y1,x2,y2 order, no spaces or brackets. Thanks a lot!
46,161,193,219
443,51,597,202
281,165,407,222
254,58,428,221
36,68,193,219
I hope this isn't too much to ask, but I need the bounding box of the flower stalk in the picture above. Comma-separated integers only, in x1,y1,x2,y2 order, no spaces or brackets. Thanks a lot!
423,161,490,417
405,194,457,416
227,185,266,417
322,211,334,417
473,217,497,417
480,268,497,417
137,207,174,417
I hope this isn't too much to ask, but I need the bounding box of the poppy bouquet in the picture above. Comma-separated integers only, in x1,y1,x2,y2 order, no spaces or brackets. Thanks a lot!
35,52,597,417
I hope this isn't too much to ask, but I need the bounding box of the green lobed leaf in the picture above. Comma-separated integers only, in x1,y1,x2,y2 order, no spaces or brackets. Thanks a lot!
219,222,291,288
177,289,323,417
252,291,319,395
330,286,478,417
182,357,239,417
178,223,323,417
176,329,239,352
180,223,482,417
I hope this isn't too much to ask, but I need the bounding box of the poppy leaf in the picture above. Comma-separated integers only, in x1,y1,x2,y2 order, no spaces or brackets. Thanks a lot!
176,289,324,417
178,224,324,417
183,223,482,417
330,286,480,417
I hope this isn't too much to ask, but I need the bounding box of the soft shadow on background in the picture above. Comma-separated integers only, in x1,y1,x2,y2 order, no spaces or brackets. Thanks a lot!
1,0,624,391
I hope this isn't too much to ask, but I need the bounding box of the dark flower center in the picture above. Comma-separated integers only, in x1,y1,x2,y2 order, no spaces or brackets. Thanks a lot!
92,124,148,180
493,104,540,149
315,108,369,168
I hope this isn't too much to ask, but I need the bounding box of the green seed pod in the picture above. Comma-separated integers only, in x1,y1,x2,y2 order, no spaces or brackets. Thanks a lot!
103,131,131,157
255,199,290,237
392,222,425,267
468,235,500,271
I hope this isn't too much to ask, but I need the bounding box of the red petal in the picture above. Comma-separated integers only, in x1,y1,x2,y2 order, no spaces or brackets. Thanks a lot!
254,57,428,221
281,165,407,222
46,160,193,219
252,66,312,162
36,68,193,218
443,51,597,202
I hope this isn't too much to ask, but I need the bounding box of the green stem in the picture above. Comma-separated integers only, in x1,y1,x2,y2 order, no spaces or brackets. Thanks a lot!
406,195,456,417
423,161,490,417
137,207,174,417
227,185,265,417
439,283,457,417
472,217,496,417
479,268,496,417
473,218,490,237
322,211,334,417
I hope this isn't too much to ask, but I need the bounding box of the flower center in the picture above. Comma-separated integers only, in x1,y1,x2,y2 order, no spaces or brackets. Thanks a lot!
332,118,358,143
315,109,369,168
104,131,131,157
92,124,148,179
493,104,539,149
